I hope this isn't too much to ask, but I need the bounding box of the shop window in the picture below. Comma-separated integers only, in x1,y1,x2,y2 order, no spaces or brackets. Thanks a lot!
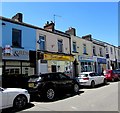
58,40,63,53
73,42,77,52
38,35,46,51
12,28,22,48
25,68,28,75
5,68,20,75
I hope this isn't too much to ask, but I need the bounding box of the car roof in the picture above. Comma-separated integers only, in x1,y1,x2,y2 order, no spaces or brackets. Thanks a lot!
29,72,64,77
79,72,94,74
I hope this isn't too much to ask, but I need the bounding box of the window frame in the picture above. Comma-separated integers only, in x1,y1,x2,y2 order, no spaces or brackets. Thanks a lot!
83,44,87,54
38,35,46,51
58,39,63,53
73,41,77,52
12,28,22,48
93,46,96,56
99,47,103,56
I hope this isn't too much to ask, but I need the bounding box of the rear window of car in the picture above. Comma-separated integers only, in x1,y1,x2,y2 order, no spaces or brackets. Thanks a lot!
103,70,109,74
79,74,88,77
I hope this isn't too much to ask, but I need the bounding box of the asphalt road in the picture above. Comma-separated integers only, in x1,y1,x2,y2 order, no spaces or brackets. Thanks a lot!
18,81,119,112
2,81,119,113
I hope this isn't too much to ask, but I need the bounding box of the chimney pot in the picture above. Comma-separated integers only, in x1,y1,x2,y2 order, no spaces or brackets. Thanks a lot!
12,13,23,22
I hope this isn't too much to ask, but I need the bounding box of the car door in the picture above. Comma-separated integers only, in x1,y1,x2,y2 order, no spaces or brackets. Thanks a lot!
0,88,8,109
90,73,99,85
95,73,104,84
0,88,2,109
58,73,72,91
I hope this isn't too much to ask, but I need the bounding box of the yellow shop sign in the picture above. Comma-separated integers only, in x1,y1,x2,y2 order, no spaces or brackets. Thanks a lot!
44,54,74,61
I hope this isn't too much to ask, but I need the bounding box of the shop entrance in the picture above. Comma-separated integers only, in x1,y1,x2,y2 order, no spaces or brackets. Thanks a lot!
51,65,57,72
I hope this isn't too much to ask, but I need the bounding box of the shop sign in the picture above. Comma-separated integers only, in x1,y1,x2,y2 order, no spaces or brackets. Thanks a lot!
78,55,94,62
2,47,29,60
97,58,106,64
44,53,74,61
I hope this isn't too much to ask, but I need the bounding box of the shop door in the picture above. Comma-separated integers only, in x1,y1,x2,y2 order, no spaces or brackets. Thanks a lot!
52,65,57,72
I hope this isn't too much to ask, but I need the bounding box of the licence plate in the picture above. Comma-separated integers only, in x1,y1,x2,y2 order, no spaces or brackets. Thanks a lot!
28,83,34,88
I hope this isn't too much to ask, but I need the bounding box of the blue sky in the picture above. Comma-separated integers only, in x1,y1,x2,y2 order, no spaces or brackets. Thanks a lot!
1,2,118,46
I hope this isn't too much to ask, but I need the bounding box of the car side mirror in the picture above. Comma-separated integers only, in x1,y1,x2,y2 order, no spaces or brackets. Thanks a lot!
0,88,4,91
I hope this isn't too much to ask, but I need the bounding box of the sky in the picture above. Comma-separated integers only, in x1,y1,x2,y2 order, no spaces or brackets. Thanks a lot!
1,2,118,46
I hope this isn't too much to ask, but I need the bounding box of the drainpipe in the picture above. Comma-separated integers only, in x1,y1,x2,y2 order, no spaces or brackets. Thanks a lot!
114,46,117,69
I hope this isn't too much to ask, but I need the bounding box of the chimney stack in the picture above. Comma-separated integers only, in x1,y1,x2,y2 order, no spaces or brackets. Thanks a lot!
82,34,92,41
12,13,23,22
65,27,76,36
44,21,55,31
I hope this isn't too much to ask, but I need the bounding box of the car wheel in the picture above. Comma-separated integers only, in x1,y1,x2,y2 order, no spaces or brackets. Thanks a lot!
91,81,95,88
13,94,27,110
111,78,114,82
73,83,79,94
45,88,55,101
118,77,120,81
103,79,107,85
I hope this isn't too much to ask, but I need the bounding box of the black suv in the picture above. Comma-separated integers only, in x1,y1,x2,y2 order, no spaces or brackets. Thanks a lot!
28,72,80,101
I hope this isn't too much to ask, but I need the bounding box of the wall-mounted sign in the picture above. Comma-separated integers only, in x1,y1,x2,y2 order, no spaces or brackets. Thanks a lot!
97,58,106,64
44,53,74,61
78,55,94,62
2,47,29,61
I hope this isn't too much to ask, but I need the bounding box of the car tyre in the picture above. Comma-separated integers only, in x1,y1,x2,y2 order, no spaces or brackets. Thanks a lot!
91,81,95,88
118,77,120,81
45,87,55,101
103,79,107,85
73,83,79,94
13,94,27,110
111,78,115,82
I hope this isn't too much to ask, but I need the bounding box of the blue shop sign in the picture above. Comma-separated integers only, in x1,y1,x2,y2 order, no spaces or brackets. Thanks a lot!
97,58,106,64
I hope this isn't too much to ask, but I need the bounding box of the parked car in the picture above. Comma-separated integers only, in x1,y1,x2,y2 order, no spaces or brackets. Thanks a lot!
115,69,120,79
64,71,72,77
77,72,107,88
103,70,120,81
0,87,30,110
28,72,80,101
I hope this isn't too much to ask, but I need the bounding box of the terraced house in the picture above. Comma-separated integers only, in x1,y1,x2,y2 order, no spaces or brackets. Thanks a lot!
36,21,74,75
1,13,74,76
1,13,120,77
1,13,36,76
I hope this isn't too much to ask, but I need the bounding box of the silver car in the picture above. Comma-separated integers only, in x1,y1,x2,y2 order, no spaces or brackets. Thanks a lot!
0,87,30,110
77,72,107,88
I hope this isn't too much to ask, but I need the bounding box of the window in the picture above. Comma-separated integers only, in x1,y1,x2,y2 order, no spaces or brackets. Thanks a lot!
99,48,103,56
110,47,113,54
83,44,87,54
12,28,22,48
93,46,96,56
106,47,108,53
58,40,63,53
118,50,120,56
39,35,45,51
73,42,77,52
58,73,68,80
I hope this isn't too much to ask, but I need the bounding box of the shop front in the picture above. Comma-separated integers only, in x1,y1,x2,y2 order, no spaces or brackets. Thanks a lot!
37,52,74,76
2,46,35,76
96,57,107,74
78,56,95,72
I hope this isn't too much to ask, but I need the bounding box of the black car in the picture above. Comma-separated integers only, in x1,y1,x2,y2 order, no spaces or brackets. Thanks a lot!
28,72,80,101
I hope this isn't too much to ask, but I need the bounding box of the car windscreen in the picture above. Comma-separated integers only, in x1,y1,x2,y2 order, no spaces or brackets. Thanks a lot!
28,75,41,82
